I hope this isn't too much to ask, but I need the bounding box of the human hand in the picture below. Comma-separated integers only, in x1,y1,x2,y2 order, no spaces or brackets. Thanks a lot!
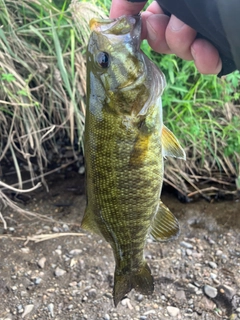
110,0,222,75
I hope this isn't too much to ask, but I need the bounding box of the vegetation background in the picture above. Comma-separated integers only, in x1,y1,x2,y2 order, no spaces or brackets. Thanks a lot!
0,0,239,206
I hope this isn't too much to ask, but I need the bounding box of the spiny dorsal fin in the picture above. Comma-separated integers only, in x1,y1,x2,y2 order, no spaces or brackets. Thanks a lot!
162,125,186,160
150,201,180,242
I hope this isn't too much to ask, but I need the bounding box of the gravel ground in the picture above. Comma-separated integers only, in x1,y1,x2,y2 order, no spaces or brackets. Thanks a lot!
0,172,239,320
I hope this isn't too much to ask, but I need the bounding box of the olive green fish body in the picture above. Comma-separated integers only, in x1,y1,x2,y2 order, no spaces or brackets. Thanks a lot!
83,15,185,306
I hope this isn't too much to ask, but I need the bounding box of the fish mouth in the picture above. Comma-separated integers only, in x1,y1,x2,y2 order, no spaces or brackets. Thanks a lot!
89,15,142,49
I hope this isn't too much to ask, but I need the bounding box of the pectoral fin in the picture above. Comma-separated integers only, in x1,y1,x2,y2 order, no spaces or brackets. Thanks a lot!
150,201,180,241
162,125,186,160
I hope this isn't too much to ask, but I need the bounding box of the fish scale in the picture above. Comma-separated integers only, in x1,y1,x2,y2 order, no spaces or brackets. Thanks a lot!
82,15,186,306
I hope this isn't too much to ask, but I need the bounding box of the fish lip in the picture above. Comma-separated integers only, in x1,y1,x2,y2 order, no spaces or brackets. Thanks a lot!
89,15,142,49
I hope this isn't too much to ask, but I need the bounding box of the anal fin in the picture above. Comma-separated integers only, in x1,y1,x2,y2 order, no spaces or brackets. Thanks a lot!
81,207,102,237
150,201,180,241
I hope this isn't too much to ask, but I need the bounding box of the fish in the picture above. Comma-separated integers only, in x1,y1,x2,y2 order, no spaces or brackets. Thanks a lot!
82,15,186,307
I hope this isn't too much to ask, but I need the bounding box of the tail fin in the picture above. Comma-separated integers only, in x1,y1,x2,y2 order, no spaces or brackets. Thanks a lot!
113,262,154,307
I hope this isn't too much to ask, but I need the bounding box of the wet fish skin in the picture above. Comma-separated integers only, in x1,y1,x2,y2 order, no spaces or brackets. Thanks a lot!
82,15,185,307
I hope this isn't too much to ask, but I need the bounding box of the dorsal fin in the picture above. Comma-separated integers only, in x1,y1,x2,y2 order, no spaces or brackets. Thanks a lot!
150,201,180,242
162,125,186,160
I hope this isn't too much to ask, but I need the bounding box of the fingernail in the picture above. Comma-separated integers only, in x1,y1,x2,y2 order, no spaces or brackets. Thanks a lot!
146,20,157,41
191,47,196,60
170,16,185,31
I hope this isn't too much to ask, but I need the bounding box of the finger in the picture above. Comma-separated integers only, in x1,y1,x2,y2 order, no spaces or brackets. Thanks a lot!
145,0,165,15
110,0,147,18
191,38,222,74
142,13,171,53
141,0,169,45
166,15,197,60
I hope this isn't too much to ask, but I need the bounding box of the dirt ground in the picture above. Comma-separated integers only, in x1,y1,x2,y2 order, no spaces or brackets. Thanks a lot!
0,171,240,320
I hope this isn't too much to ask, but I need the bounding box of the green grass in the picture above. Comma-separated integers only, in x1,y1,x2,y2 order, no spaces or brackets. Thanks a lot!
0,0,105,187
141,39,240,195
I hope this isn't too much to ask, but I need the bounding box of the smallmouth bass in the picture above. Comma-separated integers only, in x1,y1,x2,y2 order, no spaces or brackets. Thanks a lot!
82,15,185,306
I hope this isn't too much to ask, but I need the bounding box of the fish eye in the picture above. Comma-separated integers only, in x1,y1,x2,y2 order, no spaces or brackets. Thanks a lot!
96,52,110,68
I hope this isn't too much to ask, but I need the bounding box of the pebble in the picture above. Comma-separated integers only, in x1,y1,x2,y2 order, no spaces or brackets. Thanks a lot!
180,241,193,249
62,223,69,231
69,249,82,256
55,249,62,255
103,314,110,320
186,249,192,256
143,310,155,315
198,296,216,310
22,304,34,318
215,250,223,256
137,294,143,302
54,267,66,277
167,306,180,317
210,273,217,280
17,305,24,314
208,261,217,269
88,288,97,298
140,317,147,320
37,257,46,269
203,285,218,298
34,277,42,285
175,290,186,301
48,303,54,317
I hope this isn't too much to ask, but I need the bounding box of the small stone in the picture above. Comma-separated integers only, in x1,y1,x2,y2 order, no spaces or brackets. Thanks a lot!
22,304,34,318
37,257,46,269
34,277,42,285
103,314,110,320
203,285,218,298
215,250,223,256
69,281,77,287
69,249,82,256
11,286,17,291
55,249,62,255
140,317,147,320
180,241,193,249
175,290,186,301
167,306,180,317
88,288,97,298
143,310,156,315
17,305,24,313
186,249,192,256
210,273,217,280
79,166,85,174
54,267,66,277
21,247,30,254
48,303,54,317
68,304,73,310
137,294,143,302
62,224,69,231
52,227,59,232
209,261,217,269
198,296,216,310
121,298,128,306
